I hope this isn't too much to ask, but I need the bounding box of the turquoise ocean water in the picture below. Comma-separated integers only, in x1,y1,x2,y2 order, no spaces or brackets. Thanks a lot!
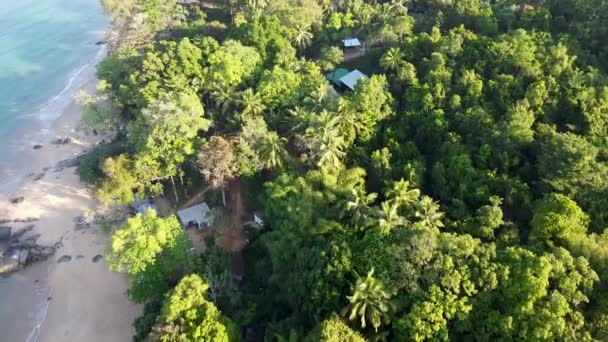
0,0,107,191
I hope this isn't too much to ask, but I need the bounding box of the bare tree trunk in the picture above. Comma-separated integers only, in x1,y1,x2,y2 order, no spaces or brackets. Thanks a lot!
222,189,227,207
180,174,186,197
171,176,179,203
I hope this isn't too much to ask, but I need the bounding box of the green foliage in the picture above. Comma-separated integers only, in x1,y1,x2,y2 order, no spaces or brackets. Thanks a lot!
463,196,504,240
308,315,366,342
207,39,262,90
341,75,394,142
106,210,184,274
318,46,344,72
96,1,608,340
106,211,191,303
148,274,239,341
98,38,206,114
77,143,125,185
537,126,607,196
97,154,138,204
130,91,209,184
133,300,163,342
395,285,472,341
530,193,589,247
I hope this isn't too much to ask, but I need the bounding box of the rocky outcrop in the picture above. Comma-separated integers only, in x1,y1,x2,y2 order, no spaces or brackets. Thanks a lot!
0,225,61,275
53,136,72,145
54,153,85,172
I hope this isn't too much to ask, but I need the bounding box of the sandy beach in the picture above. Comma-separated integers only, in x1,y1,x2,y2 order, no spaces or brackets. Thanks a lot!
0,80,140,341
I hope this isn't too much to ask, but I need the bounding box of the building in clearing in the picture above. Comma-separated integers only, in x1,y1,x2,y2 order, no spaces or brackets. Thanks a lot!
342,37,362,49
326,68,349,87
177,203,214,229
326,68,369,92
339,69,369,91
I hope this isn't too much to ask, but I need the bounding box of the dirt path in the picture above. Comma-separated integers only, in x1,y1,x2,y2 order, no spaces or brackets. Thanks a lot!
215,178,247,253
228,178,244,225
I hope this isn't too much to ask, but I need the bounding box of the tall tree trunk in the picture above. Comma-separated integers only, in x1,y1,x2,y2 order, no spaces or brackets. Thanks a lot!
171,176,179,203
180,174,186,197
222,189,227,207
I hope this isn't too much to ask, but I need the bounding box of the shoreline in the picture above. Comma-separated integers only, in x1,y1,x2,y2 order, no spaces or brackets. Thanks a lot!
0,71,140,341
0,44,107,195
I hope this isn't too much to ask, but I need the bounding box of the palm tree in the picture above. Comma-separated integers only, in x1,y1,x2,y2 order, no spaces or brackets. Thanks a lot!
317,133,346,171
246,0,268,13
387,179,420,208
342,269,395,332
377,200,405,234
387,0,409,15
415,195,445,230
256,131,287,170
380,47,405,73
237,88,265,118
304,82,336,111
293,24,313,56
344,188,378,227
303,111,346,171
336,101,364,144
288,106,316,134
210,86,237,114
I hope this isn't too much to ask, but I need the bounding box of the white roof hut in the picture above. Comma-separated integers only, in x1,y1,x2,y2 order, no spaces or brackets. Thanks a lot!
339,69,369,91
177,203,214,229
342,38,362,48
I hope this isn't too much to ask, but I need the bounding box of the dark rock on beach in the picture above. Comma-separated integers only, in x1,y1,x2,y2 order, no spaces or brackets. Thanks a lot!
10,197,24,205
13,217,38,223
54,153,85,172
53,136,72,145
92,255,103,263
0,233,61,274
57,255,72,263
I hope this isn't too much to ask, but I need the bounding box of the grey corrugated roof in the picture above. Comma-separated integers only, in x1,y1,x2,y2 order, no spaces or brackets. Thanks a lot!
339,69,368,90
177,203,212,227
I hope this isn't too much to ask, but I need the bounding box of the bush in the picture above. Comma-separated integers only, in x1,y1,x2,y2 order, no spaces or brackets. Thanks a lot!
77,143,125,185
133,300,163,342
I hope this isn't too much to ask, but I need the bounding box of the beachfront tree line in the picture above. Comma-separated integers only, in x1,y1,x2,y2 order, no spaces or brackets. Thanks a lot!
81,0,608,340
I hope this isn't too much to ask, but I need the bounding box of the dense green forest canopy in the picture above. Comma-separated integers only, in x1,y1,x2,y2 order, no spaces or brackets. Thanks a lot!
89,0,608,340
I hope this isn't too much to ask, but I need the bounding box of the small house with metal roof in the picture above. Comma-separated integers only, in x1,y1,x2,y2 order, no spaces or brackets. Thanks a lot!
326,68,349,87
177,202,214,230
339,69,369,91
342,38,362,48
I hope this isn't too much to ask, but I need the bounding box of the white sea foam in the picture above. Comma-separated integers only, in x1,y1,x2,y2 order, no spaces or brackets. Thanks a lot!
34,44,107,122
24,266,52,342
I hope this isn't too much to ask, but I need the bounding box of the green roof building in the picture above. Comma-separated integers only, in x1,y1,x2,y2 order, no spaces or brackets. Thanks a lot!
326,68,349,86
